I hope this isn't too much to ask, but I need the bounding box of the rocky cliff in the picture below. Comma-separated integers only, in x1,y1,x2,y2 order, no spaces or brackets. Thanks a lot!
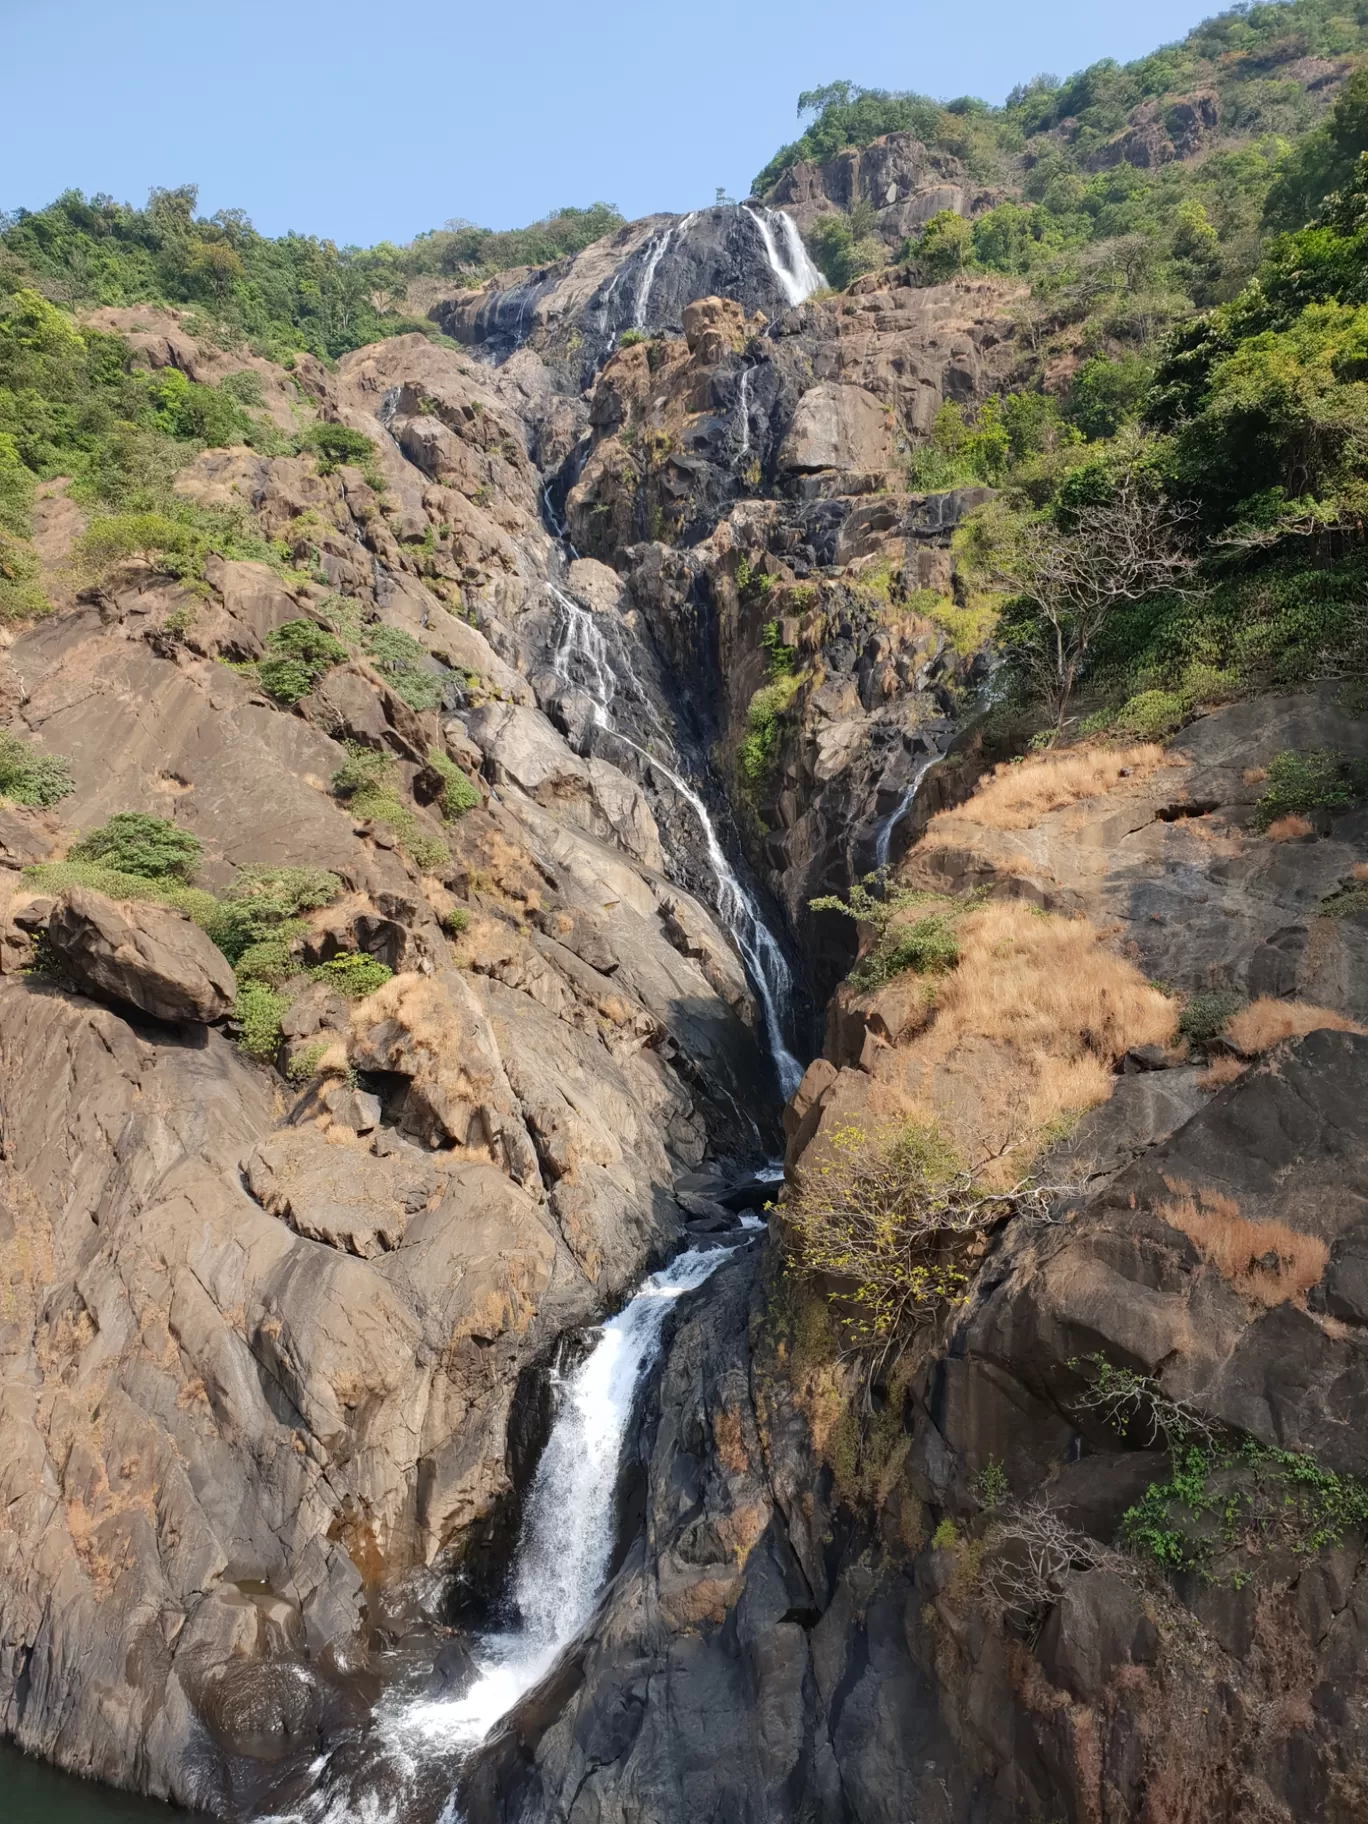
0,146,1366,1824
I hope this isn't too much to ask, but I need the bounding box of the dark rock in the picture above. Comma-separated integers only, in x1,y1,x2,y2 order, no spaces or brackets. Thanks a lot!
46,885,236,1023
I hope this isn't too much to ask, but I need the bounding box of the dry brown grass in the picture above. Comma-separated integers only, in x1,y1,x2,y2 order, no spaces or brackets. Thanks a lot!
1223,996,1365,1055
1242,766,1269,786
1197,1053,1247,1092
1351,862,1368,883
1264,813,1313,842
925,744,1167,836
1159,1180,1327,1308
935,902,1176,1063
885,902,1178,1175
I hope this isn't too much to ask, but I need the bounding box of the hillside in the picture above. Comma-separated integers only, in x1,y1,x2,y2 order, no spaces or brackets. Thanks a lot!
0,3,1366,1822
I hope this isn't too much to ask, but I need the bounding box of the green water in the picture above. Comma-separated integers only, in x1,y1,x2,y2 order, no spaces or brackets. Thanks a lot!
0,1742,197,1820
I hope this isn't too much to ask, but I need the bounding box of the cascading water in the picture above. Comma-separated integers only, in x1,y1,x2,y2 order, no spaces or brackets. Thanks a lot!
735,365,754,459
264,1251,735,1824
399,1248,730,1758
873,754,937,872
543,581,804,1098
741,205,824,308
630,212,697,329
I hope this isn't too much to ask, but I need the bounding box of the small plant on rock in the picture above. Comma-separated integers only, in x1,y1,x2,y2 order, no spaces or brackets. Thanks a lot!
70,812,203,881
331,743,448,869
308,954,392,998
256,619,349,705
0,730,75,808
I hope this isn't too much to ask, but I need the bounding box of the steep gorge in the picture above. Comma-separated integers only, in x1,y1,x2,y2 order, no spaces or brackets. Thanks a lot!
1,102,1368,1824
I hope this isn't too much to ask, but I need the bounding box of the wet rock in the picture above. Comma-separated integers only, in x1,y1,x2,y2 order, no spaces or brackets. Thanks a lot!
46,885,236,1023
196,1658,324,1763
429,1637,479,1697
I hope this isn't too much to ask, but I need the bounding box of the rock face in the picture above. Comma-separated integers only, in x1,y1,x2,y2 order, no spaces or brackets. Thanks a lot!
4,140,1368,1824
464,690,1368,1824
44,886,237,1023
430,204,826,383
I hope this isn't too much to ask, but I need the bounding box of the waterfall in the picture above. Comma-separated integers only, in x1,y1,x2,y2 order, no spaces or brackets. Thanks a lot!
873,755,937,872
631,212,697,330
735,366,754,459
544,584,804,1098
399,1247,732,1757
263,1251,735,1824
741,205,823,309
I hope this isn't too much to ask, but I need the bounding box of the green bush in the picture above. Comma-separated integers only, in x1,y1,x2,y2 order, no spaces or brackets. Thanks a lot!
235,980,288,1060
1064,356,1154,441
738,673,802,784
1123,1439,1368,1575
363,624,445,711
1255,748,1368,828
295,421,378,475
426,749,480,818
1178,987,1246,1047
255,618,349,704
70,811,202,880
443,906,470,935
806,211,886,289
202,864,340,962
0,730,74,807
1113,688,1187,740
309,953,392,998
878,910,962,981
618,328,647,348
286,1041,329,1084
331,743,447,868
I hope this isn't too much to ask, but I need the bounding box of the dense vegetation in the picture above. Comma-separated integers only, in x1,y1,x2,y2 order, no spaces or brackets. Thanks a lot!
0,188,623,366
769,3,1368,310
756,7,1368,731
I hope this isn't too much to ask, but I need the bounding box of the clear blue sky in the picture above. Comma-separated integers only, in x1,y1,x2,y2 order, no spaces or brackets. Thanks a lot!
5,0,1218,244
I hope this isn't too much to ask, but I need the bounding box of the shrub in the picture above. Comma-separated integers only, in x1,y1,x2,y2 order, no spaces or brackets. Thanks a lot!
286,1041,329,1084
738,673,801,784
1254,748,1368,829
256,618,349,704
296,421,377,473
1112,688,1186,740
308,953,392,998
618,328,647,348
203,864,340,963
331,743,447,869
1178,987,1247,1047
879,908,962,980
363,624,445,711
783,1119,1057,1347
809,887,971,990
70,812,202,880
426,749,480,818
443,906,470,935
1122,1441,1368,1576
0,731,74,807
235,980,288,1060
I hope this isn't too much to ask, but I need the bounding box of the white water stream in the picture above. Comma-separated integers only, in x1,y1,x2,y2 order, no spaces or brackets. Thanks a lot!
395,1248,730,1756
631,212,698,329
268,1251,735,1824
546,584,804,1097
741,205,825,308
872,754,937,872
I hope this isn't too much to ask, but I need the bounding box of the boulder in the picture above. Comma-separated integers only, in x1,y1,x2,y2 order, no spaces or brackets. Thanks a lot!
778,383,895,475
46,886,235,1024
